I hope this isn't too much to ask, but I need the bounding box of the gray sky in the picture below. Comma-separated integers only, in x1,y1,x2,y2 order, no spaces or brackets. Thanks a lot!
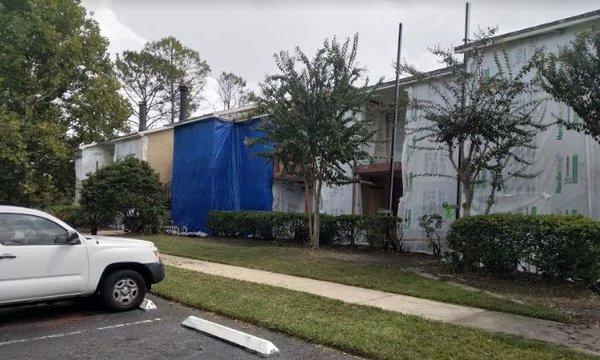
83,0,600,113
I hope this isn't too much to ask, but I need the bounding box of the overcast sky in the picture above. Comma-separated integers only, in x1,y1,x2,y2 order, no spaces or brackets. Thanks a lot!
83,0,599,114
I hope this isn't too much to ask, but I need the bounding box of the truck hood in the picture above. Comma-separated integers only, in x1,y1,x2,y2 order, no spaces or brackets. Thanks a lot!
84,235,155,249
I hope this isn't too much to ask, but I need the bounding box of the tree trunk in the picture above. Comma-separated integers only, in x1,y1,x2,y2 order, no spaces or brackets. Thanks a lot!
312,180,323,249
484,184,498,215
170,89,176,124
305,180,314,245
485,172,502,215
462,182,475,217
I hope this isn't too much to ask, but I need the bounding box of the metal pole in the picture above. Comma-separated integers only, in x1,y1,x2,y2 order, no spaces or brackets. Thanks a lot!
456,2,470,220
388,22,403,213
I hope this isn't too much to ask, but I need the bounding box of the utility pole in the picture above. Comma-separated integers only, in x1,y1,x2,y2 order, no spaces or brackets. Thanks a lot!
456,2,470,220
388,22,403,214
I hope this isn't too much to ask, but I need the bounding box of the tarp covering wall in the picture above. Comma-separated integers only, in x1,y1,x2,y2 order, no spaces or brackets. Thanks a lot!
171,117,273,232
399,26,599,251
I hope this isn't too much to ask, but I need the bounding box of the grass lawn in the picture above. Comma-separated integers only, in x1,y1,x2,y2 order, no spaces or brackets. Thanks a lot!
141,234,573,322
153,266,595,360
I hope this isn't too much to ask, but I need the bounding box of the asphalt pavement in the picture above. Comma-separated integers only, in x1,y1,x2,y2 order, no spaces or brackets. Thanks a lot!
0,294,358,360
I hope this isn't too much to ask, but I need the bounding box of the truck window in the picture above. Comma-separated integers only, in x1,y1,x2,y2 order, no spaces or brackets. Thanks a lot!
0,214,68,246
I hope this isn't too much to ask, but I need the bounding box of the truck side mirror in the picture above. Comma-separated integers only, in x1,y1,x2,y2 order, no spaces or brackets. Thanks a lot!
66,230,81,245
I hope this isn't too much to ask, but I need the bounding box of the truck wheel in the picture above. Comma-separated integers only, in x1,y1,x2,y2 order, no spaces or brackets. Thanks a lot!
100,269,146,311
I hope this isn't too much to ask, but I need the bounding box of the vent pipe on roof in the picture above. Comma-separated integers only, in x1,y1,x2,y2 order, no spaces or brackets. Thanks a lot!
179,85,189,123
139,102,147,132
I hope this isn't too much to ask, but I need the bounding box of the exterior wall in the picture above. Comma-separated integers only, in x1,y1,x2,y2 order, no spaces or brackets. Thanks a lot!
145,129,174,186
74,144,114,202
356,95,405,216
75,128,173,202
399,22,598,250
473,26,600,219
113,137,147,162
400,76,456,247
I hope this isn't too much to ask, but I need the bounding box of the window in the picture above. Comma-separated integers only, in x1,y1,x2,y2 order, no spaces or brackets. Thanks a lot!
0,214,68,246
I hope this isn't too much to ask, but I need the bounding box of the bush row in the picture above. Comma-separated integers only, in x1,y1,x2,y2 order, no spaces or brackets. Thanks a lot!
446,213,600,284
206,211,402,249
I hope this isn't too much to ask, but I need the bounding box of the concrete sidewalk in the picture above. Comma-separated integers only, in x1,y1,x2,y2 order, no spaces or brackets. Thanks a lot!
162,254,600,355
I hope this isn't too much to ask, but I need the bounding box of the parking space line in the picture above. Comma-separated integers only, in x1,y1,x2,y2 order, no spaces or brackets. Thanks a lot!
0,317,163,347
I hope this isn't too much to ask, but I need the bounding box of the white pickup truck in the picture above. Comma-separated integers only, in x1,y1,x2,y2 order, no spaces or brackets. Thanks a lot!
0,206,164,311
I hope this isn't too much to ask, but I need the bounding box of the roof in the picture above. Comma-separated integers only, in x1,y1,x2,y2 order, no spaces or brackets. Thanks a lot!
174,104,259,128
455,9,600,53
374,66,454,91
79,104,259,150
79,124,175,150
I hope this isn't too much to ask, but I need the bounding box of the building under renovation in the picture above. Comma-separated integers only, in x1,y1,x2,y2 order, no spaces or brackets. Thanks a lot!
76,9,599,246
396,9,600,251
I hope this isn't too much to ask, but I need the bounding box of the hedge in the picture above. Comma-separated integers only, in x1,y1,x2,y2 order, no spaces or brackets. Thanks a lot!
207,211,401,249
446,214,600,284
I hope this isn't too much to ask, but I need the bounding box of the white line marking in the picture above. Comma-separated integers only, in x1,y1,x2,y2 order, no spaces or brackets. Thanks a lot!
0,318,162,347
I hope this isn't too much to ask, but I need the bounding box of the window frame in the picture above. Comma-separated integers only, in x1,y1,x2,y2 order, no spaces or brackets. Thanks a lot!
0,212,73,247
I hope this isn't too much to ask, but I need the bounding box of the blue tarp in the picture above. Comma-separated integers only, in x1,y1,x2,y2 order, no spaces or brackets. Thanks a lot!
171,117,273,232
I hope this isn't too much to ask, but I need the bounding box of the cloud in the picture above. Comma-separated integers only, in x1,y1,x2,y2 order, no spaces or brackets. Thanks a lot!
84,0,222,121
86,4,146,56
197,77,222,114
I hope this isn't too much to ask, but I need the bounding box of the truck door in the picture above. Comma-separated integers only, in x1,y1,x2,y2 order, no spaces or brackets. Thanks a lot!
0,213,88,304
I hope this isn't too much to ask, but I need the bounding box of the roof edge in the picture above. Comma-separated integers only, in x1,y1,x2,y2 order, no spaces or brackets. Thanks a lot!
374,66,454,91
455,9,600,54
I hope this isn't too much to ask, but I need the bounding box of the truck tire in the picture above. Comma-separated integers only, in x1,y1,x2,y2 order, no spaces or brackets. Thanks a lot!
100,269,147,311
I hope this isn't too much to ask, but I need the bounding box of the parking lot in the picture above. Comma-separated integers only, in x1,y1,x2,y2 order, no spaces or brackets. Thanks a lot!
0,294,356,359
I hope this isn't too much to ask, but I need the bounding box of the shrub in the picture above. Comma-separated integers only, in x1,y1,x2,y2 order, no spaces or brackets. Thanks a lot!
446,214,600,284
207,211,309,243
46,203,88,229
320,214,363,246
363,214,402,251
418,214,444,259
80,157,168,234
207,211,402,249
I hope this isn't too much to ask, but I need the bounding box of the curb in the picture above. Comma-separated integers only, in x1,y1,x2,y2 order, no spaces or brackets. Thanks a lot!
181,316,279,357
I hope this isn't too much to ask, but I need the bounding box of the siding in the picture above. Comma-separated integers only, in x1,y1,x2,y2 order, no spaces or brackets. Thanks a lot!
146,129,174,185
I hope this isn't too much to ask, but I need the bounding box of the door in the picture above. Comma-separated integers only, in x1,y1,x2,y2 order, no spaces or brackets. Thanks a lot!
0,213,88,304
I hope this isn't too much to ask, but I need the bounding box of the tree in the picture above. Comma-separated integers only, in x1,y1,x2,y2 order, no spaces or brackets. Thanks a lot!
80,157,167,235
115,50,170,131
145,37,210,123
217,71,250,110
67,75,133,144
0,0,131,207
0,107,31,205
533,28,600,141
402,31,544,216
254,34,378,249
